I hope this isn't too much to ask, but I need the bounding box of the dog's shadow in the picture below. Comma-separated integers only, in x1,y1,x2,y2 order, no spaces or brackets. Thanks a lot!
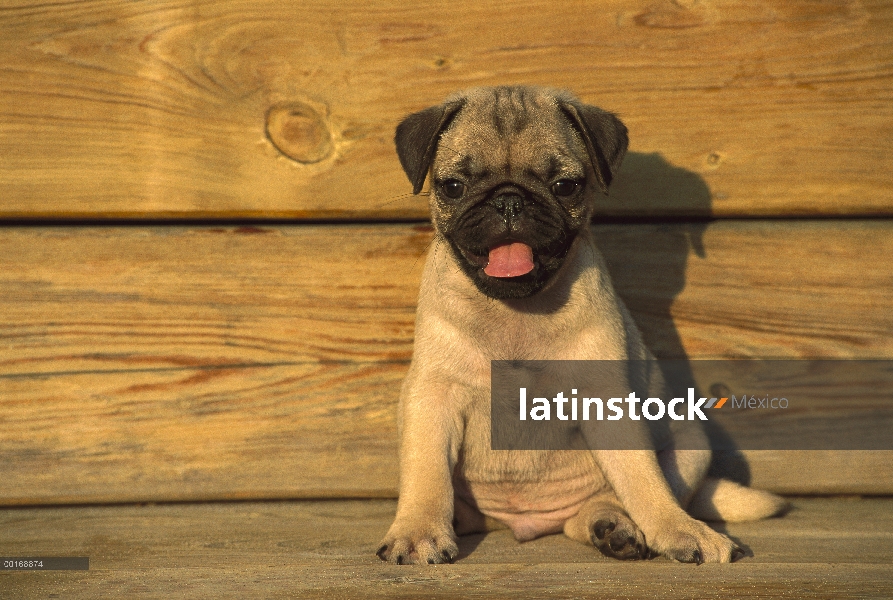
593,151,711,360
455,532,488,561
592,151,750,484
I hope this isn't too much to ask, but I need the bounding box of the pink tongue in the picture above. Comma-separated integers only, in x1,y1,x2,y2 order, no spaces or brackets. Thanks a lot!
484,242,534,278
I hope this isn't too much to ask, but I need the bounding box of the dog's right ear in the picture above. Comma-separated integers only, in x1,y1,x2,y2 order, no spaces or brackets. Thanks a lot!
558,100,628,195
395,100,465,194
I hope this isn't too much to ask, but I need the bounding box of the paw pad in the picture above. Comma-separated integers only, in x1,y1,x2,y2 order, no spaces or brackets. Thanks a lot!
590,515,647,560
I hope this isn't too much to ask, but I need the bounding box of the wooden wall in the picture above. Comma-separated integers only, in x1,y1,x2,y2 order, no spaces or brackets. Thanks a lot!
1,0,891,505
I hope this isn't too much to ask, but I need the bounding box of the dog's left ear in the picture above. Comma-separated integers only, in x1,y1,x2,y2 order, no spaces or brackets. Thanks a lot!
395,100,466,194
559,101,628,195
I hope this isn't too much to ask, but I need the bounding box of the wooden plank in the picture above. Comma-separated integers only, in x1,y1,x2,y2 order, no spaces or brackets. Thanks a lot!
1,498,892,598
0,221,891,504
596,220,893,359
1,0,891,219
1,362,404,504
741,450,893,496
1,221,890,369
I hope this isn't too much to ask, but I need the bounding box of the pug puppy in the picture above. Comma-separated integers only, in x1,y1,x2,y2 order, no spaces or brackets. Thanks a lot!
377,86,786,565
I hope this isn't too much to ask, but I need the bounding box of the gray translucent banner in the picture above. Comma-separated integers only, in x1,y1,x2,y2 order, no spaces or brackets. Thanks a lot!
490,360,893,450
1,557,89,570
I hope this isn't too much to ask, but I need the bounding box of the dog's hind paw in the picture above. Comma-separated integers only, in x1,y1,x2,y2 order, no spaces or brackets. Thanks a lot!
590,511,648,560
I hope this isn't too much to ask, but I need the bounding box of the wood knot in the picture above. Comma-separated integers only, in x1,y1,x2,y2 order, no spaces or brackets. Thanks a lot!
634,1,706,29
265,103,333,164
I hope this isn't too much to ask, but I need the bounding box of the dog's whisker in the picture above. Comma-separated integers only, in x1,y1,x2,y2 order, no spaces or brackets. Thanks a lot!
437,143,463,159
409,235,436,274
377,192,429,208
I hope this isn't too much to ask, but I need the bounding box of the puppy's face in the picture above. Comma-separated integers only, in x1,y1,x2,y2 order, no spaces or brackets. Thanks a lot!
430,99,593,299
396,86,628,299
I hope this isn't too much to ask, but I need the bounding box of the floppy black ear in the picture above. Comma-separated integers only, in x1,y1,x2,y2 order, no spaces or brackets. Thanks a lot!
559,101,628,195
394,100,465,194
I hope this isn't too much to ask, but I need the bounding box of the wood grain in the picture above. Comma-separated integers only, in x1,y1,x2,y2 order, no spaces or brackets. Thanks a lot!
1,0,891,219
1,498,892,598
1,221,891,504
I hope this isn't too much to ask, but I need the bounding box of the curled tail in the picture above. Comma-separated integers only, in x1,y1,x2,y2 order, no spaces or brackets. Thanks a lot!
688,477,790,522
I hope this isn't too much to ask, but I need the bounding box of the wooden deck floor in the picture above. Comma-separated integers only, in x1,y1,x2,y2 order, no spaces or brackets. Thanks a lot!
1,497,891,599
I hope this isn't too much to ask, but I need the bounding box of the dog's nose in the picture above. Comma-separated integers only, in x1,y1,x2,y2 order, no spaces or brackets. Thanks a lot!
489,193,524,223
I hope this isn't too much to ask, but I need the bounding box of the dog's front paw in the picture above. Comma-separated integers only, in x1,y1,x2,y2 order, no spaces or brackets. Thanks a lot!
376,521,458,565
647,517,744,564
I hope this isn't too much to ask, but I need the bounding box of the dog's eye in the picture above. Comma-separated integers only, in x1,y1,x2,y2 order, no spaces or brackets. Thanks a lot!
441,179,466,199
551,179,579,197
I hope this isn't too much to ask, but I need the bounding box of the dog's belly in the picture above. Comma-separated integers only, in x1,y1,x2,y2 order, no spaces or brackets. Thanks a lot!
455,450,608,541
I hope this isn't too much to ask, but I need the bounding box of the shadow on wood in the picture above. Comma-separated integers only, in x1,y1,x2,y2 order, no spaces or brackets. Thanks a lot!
594,152,756,482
